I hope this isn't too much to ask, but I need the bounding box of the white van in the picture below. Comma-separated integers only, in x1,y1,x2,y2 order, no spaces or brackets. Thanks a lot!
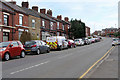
46,36,68,50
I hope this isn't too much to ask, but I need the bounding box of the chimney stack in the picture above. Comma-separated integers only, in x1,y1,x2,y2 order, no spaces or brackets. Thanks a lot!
57,15,62,20
9,1,16,5
47,9,52,16
64,17,69,22
40,9,46,14
32,6,38,12
22,2,29,8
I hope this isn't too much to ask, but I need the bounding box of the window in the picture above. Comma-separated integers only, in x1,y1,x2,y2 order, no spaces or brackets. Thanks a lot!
68,25,70,29
62,24,64,30
42,19,45,27
57,32,59,36
3,32,9,41
19,31,23,40
4,15,9,26
50,22,53,30
19,15,23,25
11,42,19,47
57,22,59,29
41,41,46,45
32,19,35,28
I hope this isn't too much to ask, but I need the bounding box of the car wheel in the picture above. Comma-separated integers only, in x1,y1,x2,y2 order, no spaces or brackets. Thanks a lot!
59,46,62,51
4,53,10,61
74,45,76,48
36,49,40,55
47,48,50,53
20,51,25,58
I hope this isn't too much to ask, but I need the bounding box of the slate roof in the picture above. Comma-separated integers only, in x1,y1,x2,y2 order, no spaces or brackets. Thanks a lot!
0,1,14,14
2,1,27,14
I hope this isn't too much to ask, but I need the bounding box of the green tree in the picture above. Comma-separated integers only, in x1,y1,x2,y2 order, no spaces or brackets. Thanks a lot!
70,19,86,39
20,31,32,44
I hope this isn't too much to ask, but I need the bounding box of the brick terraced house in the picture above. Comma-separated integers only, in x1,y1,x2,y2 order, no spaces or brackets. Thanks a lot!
0,1,71,42
0,1,15,42
1,1,29,41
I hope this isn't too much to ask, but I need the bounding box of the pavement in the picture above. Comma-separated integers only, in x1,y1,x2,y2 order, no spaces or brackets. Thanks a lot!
86,45,118,79
1,37,117,79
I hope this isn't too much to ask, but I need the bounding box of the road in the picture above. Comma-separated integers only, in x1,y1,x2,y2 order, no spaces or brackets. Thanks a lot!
2,37,113,78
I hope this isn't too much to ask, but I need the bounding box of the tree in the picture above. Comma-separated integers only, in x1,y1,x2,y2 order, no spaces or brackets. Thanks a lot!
20,31,32,44
70,19,86,39
114,32,120,37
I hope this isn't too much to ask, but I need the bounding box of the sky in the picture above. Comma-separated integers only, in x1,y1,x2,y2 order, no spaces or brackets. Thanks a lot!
5,0,119,33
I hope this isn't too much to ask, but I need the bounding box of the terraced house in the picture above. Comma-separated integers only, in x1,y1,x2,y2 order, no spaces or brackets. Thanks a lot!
0,1,15,42
0,1,29,42
0,1,71,42
20,2,41,40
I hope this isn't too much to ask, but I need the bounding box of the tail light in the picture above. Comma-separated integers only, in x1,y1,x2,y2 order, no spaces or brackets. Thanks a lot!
79,41,80,43
31,45,37,47
68,41,71,44
23,45,25,47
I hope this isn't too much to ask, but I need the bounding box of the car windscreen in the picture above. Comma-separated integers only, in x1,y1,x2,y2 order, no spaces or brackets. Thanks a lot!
113,39,117,41
74,40,79,42
0,42,10,48
25,41,36,46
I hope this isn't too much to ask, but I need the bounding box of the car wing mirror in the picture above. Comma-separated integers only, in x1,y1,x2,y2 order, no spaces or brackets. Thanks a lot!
9,44,13,47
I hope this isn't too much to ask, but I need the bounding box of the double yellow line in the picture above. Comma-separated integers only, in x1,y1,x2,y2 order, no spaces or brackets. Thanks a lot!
78,46,115,80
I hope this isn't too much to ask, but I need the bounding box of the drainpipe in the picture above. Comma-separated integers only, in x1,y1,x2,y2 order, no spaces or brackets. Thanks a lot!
12,12,14,41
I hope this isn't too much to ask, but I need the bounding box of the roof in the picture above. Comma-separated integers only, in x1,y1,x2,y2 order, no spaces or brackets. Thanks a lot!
19,6,56,22
0,1,14,14
2,1,27,15
19,7,40,18
102,28,118,31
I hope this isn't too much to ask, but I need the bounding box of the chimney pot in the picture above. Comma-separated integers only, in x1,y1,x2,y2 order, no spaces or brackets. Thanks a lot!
57,15,62,20
47,9,52,16
40,9,46,14
64,17,69,22
32,6,38,12
22,2,29,8
9,1,16,5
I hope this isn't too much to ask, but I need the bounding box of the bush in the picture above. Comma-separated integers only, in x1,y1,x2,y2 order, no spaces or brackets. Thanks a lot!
32,35,40,40
20,31,32,44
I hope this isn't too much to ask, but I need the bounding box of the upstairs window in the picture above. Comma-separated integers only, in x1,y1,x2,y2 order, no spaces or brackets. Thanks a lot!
62,24,64,30
42,19,45,27
57,22,59,29
32,19,35,28
4,15,9,26
19,15,23,25
57,32,59,36
50,22,53,30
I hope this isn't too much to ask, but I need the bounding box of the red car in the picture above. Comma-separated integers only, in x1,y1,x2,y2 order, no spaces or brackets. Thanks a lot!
0,41,25,61
67,39,76,48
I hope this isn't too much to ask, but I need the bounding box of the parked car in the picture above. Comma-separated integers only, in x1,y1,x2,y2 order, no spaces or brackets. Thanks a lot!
46,36,68,50
112,38,120,46
67,39,76,48
91,38,95,43
74,39,84,46
83,38,90,45
88,38,92,44
24,40,50,55
0,41,25,61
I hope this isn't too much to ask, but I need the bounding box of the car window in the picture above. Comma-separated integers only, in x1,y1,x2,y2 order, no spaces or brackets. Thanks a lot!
11,42,19,47
40,41,45,45
25,41,36,46
75,40,79,42
0,42,10,48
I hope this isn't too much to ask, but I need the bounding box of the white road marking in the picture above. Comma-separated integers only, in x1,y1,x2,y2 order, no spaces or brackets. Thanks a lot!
58,54,73,59
10,61,50,75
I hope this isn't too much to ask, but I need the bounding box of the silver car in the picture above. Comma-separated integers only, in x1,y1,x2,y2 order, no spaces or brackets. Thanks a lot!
24,40,50,55
112,38,120,46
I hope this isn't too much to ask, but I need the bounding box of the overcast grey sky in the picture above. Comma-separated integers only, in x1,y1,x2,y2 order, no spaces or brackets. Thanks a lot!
5,0,119,33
